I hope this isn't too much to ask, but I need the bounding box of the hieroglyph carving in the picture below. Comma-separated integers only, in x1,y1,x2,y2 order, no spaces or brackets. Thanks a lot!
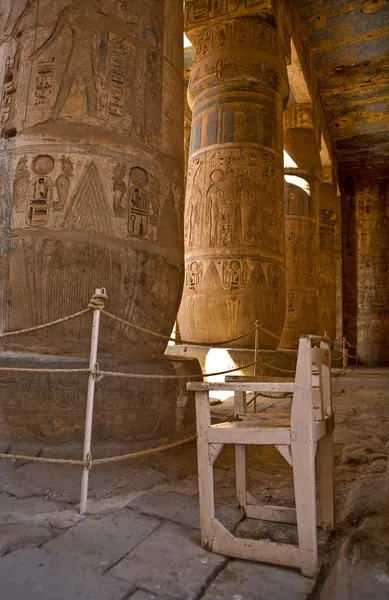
193,17,278,58
27,176,52,226
186,261,203,293
0,55,15,126
186,0,270,26
128,167,149,238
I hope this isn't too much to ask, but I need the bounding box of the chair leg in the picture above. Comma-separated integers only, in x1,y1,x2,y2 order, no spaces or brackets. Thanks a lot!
316,433,335,531
234,391,247,512
196,391,215,550
292,439,318,577
235,445,247,512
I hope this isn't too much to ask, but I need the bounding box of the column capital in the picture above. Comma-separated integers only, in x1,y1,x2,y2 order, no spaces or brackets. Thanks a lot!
184,0,272,34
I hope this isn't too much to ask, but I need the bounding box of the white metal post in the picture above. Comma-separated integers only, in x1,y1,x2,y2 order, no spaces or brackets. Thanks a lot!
79,288,105,516
254,320,260,377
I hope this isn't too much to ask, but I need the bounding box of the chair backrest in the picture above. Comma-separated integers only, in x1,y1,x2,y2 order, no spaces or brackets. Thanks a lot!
293,335,332,425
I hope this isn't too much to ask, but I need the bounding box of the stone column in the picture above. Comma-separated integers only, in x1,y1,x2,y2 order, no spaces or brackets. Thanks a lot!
0,0,184,359
280,103,321,349
318,170,338,343
335,192,343,344
178,4,289,349
343,176,389,365
0,0,200,441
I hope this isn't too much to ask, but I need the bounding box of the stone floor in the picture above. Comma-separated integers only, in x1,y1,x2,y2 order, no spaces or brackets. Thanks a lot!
0,369,388,599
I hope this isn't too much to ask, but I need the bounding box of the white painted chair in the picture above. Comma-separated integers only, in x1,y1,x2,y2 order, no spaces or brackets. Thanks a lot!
188,335,335,577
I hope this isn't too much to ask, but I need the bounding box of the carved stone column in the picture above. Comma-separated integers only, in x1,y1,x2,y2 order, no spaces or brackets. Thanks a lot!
0,0,200,441
0,0,184,358
335,192,343,344
178,3,289,349
342,177,389,365
280,103,321,348
318,171,338,342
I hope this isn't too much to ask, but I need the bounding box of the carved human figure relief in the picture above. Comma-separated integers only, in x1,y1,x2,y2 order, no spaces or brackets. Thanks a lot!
29,4,98,119
112,162,127,216
128,167,149,238
13,156,30,213
54,155,73,211
206,169,235,247
184,160,203,247
238,175,257,244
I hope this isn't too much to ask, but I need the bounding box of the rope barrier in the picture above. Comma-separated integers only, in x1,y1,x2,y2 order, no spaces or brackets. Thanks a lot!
344,339,357,348
0,285,358,514
0,367,91,375
0,308,91,339
0,435,198,468
101,309,259,347
0,453,87,467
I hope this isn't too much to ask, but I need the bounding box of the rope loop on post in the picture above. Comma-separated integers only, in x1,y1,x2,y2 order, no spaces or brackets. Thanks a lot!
88,289,108,311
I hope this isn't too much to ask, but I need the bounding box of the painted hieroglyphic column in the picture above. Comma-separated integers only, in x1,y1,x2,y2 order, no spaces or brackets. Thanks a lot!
0,0,184,358
318,169,338,342
280,103,321,348
178,1,289,349
342,177,389,365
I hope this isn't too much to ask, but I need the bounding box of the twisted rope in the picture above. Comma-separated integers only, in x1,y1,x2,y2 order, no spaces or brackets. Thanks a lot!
101,309,259,347
0,309,90,339
88,290,108,311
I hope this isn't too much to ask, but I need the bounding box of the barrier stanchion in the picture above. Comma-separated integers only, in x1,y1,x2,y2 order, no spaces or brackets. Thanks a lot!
342,337,348,373
79,287,106,516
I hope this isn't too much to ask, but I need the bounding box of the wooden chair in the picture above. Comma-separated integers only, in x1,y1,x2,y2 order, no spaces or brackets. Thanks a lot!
187,335,335,577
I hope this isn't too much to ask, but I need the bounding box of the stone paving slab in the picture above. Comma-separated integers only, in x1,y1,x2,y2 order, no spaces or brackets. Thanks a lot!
202,559,315,600
44,509,162,571
0,547,133,600
1,461,167,504
0,523,54,557
128,490,242,531
130,590,171,600
111,521,227,599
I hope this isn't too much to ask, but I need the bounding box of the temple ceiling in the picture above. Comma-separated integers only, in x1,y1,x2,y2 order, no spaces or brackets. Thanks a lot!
294,0,389,176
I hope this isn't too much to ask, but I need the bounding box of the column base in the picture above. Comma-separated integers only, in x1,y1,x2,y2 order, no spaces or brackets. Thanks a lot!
0,353,201,443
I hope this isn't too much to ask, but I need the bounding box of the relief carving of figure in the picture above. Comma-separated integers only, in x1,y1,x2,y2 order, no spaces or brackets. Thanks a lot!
238,175,257,244
29,3,98,118
112,163,127,216
13,155,30,213
54,155,73,211
185,161,203,247
206,169,235,247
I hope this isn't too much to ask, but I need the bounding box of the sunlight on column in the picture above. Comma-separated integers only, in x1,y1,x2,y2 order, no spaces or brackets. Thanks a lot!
283,150,298,168
205,348,237,402
284,174,311,195
184,33,192,47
